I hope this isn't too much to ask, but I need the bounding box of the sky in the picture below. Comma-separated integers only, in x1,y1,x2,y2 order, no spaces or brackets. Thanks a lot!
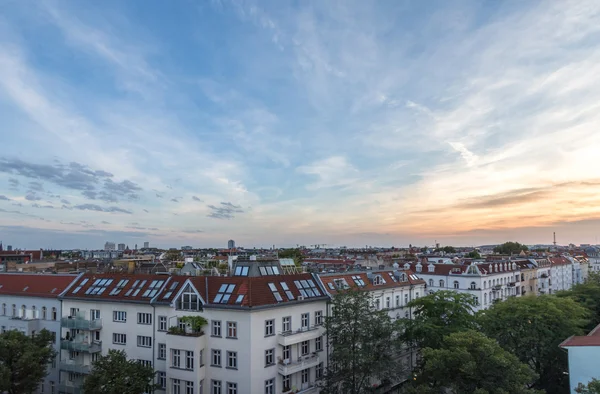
1,0,600,249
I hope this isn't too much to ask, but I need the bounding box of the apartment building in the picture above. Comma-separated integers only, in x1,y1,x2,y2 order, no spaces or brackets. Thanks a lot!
407,261,521,311
549,257,574,292
0,273,80,394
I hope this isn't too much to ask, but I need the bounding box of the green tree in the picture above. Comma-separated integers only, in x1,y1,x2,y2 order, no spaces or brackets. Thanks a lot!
466,251,481,259
478,296,588,394
83,350,158,394
493,242,528,255
278,248,305,266
0,329,56,394
407,330,540,394
576,379,600,394
399,291,478,350
557,272,600,330
441,246,456,254
319,289,402,394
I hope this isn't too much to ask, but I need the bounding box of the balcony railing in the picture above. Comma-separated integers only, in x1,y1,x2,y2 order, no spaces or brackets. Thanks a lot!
58,383,83,394
60,340,102,353
282,383,318,394
277,325,326,347
59,360,92,374
278,353,321,376
61,317,102,330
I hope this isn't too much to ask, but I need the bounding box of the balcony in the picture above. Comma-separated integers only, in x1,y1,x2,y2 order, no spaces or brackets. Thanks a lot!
58,383,83,394
277,325,326,347
541,273,549,278
61,317,102,330
59,360,92,374
60,340,102,353
278,353,321,376
282,383,318,394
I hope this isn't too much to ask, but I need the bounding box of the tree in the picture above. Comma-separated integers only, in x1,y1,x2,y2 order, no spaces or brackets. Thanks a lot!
557,272,600,330
0,329,56,394
83,350,158,394
319,289,402,394
278,248,305,266
407,330,540,394
478,296,588,394
576,379,600,394
399,291,478,350
441,246,456,254
493,242,528,255
466,251,481,259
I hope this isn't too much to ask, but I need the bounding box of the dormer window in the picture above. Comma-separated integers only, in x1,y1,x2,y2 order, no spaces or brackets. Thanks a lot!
333,278,349,290
428,264,435,273
403,263,411,270
373,275,386,286
415,263,422,273
177,284,202,310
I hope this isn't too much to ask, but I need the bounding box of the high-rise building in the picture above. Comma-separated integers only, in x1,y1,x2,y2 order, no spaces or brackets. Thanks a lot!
6,245,12,252
143,241,150,249
117,243,126,251
104,242,116,251
228,239,236,249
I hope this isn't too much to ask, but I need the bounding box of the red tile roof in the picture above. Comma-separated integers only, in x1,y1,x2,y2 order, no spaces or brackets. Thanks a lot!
549,257,571,266
318,270,424,295
560,323,600,347
0,273,78,298
305,259,355,265
188,273,327,308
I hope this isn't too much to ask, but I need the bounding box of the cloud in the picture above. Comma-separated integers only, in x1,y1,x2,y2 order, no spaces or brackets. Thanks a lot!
182,229,204,234
297,156,360,190
0,195,11,201
207,201,244,219
60,198,71,205
28,181,44,192
8,178,19,188
31,203,54,209
101,221,111,224
171,198,179,203
25,193,42,201
72,204,133,214
143,209,149,213
192,196,203,202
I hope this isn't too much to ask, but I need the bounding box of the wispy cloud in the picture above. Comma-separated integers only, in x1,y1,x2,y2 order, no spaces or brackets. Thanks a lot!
207,202,244,220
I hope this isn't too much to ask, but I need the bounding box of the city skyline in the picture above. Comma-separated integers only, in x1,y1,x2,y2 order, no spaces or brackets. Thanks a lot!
1,0,600,249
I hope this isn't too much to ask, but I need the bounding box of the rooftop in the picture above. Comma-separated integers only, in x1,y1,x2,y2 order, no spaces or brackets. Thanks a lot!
0,273,79,298
560,323,600,347
318,270,424,294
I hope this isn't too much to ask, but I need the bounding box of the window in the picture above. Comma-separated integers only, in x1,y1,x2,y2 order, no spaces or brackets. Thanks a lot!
453,281,459,289
429,279,434,287
20,305,25,318
212,320,222,337
212,380,222,394
227,382,237,394
404,294,408,304
214,284,235,304
264,379,274,394
316,336,323,351
282,316,291,332
226,351,237,369
280,282,295,300
41,306,46,319
158,343,166,359
186,381,194,394
301,313,309,329
302,368,310,384
234,265,249,276
172,349,182,368
396,295,400,307
227,322,237,338
113,311,126,322
137,313,152,325
50,382,54,394
157,372,166,389
294,279,321,298
282,376,291,391
158,316,167,331
137,336,152,348
138,359,152,368
301,340,309,355
265,319,274,336
315,310,323,326
386,297,391,308
316,362,324,379
11,304,15,317
51,307,57,320
172,379,181,394
177,284,202,310
265,348,274,366
268,283,283,302
470,282,477,290
282,345,291,361
375,299,380,310
212,349,222,367
373,275,386,285
351,275,366,286
439,280,445,287
186,351,194,370
113,333,126,345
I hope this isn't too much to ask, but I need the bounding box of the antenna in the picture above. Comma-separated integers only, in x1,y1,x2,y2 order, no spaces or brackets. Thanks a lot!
553,232,557,246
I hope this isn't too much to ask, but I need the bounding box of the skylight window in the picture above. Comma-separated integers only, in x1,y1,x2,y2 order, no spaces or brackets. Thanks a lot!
109,279,130,296
213,284,235,304
125,279,145,297
388,273,397,282
142,280,164,298
235,294,245,304
280,282,294,300
162,281,179,299
234,266,249,276
294,279,322,298
268,283,283,302
85,278,113,295
72,278,89,294
351,275,365,286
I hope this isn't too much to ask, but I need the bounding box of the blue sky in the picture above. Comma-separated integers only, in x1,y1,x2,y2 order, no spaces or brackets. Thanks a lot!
1,0,600,249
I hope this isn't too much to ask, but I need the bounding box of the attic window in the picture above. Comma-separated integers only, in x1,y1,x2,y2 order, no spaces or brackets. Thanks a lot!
125,279,146,297
234,266,249,276
332,279,349,291
280,282,294,300
373,275,386,286
85,278,113,295
214,284,235,304
388,273,397,282
177,284,201,311
142,280,164,298
268,283,283,302
327,282,335,290
235,294,244,304
109,279,129,296
162,281,179,299
351,275,366,287
294,279,321,298
72,278,89,294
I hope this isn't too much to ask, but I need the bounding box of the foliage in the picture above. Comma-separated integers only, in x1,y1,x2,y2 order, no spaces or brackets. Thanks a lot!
466,251,482,259
399,291,478,350
83,350,158,394
179,315,208,332
0,329,56,394
319,289,402,394
493,242,528,255
407,330,540,394
557,272,600,330
441,246,456,254
478,295,588,394
278,248,305,266
576,379,600,394
164,250,181,261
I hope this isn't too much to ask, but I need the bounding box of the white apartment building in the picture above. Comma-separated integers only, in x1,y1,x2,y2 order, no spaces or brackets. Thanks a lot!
407,261,522,311
0,273,80,394
549,257,574,293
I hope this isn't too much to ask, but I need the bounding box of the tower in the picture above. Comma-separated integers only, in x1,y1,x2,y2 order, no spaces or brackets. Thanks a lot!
553,232,557,246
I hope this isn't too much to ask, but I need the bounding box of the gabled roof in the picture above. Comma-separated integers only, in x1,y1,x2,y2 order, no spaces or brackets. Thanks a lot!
317,270,424,295
186,273,328,308
61,273,174,303
0,273,79,298
560,323,600,347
